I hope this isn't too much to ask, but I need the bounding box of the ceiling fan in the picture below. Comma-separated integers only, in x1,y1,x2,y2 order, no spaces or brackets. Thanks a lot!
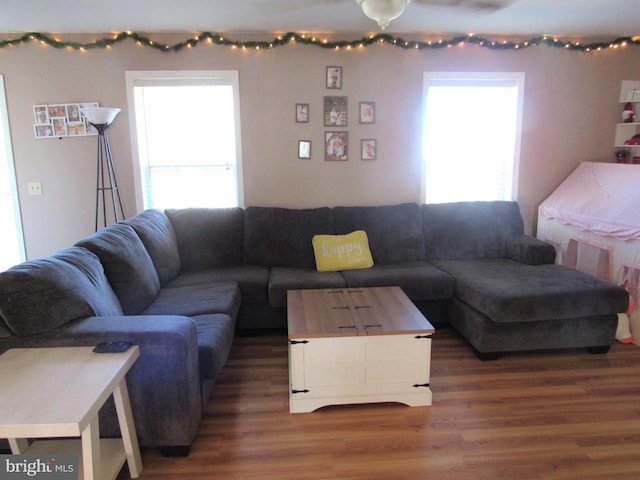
357,0,511,30
256,0,510,31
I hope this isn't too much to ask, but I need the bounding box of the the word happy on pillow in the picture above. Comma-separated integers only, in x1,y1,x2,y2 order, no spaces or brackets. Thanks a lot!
312,230,374,272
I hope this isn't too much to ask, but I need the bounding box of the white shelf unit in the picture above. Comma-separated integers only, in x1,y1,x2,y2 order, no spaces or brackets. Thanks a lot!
615,81,640,151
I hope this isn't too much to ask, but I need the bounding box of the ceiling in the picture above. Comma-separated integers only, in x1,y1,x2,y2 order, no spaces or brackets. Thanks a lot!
0,0,638,38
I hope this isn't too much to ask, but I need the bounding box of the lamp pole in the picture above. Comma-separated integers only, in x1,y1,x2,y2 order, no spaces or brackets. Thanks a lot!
80,107,125,231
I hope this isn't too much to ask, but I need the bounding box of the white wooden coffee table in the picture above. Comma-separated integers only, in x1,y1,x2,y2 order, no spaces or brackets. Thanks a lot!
0,346,143,480
287,286,435,413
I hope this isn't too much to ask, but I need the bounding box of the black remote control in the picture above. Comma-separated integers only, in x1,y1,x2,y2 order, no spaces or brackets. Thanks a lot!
93,341,133,353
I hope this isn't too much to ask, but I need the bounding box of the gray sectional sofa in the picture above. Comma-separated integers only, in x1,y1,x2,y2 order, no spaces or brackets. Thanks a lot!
0,201,628,455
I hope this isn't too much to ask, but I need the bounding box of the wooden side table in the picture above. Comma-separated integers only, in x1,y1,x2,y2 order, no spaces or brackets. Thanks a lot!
0,346,143,480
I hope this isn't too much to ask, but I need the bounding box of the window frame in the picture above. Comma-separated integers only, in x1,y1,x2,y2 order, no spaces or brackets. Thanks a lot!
125,70,244,212
421,71,525,204
0,75,25,270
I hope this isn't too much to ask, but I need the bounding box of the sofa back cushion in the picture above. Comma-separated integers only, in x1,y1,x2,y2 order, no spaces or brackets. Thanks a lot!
165,207,244,271
333,203,425,263
76,223,160,314
421,201,525,260
0,247,122,337
243,206,334,268
125,209,181,285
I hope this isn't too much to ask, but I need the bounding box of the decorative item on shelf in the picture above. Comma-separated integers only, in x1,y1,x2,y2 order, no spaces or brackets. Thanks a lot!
625,134,640,146
79,107,125,231
616,150,628,163
356,0,410,30
622,102,636,123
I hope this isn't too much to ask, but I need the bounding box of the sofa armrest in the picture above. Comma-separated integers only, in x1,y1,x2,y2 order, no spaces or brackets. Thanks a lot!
506,234,557,265
5,315,202,448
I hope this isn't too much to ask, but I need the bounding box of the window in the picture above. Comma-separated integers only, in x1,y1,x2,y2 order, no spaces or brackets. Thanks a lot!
126,71,243,211
0,75,25,271
422,72,524,204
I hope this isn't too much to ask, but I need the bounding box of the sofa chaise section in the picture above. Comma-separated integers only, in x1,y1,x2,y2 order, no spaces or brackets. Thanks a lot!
422,201,629,358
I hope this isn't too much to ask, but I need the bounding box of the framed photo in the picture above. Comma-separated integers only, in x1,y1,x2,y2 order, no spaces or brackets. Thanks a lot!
326,66,342,89
48,104,67,119
67,122,87,136
324,96,348,127
34,124,54,138
325,131,348,161
66,103,81,123
295,103,309,123
298,140,311,159
51,118,68,137
361,139,377,160
34,105,49,124
359,101,375,124
34,101,99,138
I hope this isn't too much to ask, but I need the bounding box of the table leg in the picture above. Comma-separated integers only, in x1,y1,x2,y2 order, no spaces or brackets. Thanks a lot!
8,438,29,453
113,380,143,478
81,416,100,480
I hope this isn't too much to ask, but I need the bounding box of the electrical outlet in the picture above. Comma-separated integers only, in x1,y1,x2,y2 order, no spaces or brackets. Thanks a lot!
28,182,42,196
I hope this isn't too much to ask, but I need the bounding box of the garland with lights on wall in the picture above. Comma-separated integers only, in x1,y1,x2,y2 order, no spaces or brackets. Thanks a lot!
1,31,639,53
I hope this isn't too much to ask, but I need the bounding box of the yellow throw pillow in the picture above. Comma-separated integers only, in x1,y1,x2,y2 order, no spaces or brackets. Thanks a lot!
312,230,374,272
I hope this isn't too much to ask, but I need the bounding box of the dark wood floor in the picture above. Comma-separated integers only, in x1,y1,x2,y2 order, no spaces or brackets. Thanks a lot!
121,327,640,479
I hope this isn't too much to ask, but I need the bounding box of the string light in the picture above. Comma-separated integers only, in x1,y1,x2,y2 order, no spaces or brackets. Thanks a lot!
0,31,637,54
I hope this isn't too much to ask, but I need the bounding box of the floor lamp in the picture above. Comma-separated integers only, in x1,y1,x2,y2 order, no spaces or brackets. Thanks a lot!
80,107,125,231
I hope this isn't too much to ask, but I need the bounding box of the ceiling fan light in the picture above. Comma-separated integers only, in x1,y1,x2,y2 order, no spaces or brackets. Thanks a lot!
356,0,411,30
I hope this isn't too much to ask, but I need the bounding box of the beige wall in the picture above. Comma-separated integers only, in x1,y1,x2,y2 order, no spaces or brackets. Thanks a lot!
1,33,640,259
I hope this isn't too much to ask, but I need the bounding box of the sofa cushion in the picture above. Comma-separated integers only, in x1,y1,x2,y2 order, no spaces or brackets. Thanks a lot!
340,261,455,301
191,313,235,380
422,201,524,261
165,207,244,271
140,281,241,319
433,258,629,323
333,203,425,263
243,206,334,268
0,247,122,336
166,265,269,304
76,223,160,315
312,230,374,272
125,209,181,285
268,267,347,308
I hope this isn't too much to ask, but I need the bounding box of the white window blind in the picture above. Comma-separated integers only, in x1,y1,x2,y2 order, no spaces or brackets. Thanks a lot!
126,71,243,210
422,72,524,204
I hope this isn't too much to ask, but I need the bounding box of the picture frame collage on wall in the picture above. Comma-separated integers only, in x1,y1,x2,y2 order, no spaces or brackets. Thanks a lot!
295,66,377,161
33,101,99,139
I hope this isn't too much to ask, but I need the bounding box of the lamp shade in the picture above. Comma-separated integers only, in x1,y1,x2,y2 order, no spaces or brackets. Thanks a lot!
356,0,410,30
80,107,121,125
